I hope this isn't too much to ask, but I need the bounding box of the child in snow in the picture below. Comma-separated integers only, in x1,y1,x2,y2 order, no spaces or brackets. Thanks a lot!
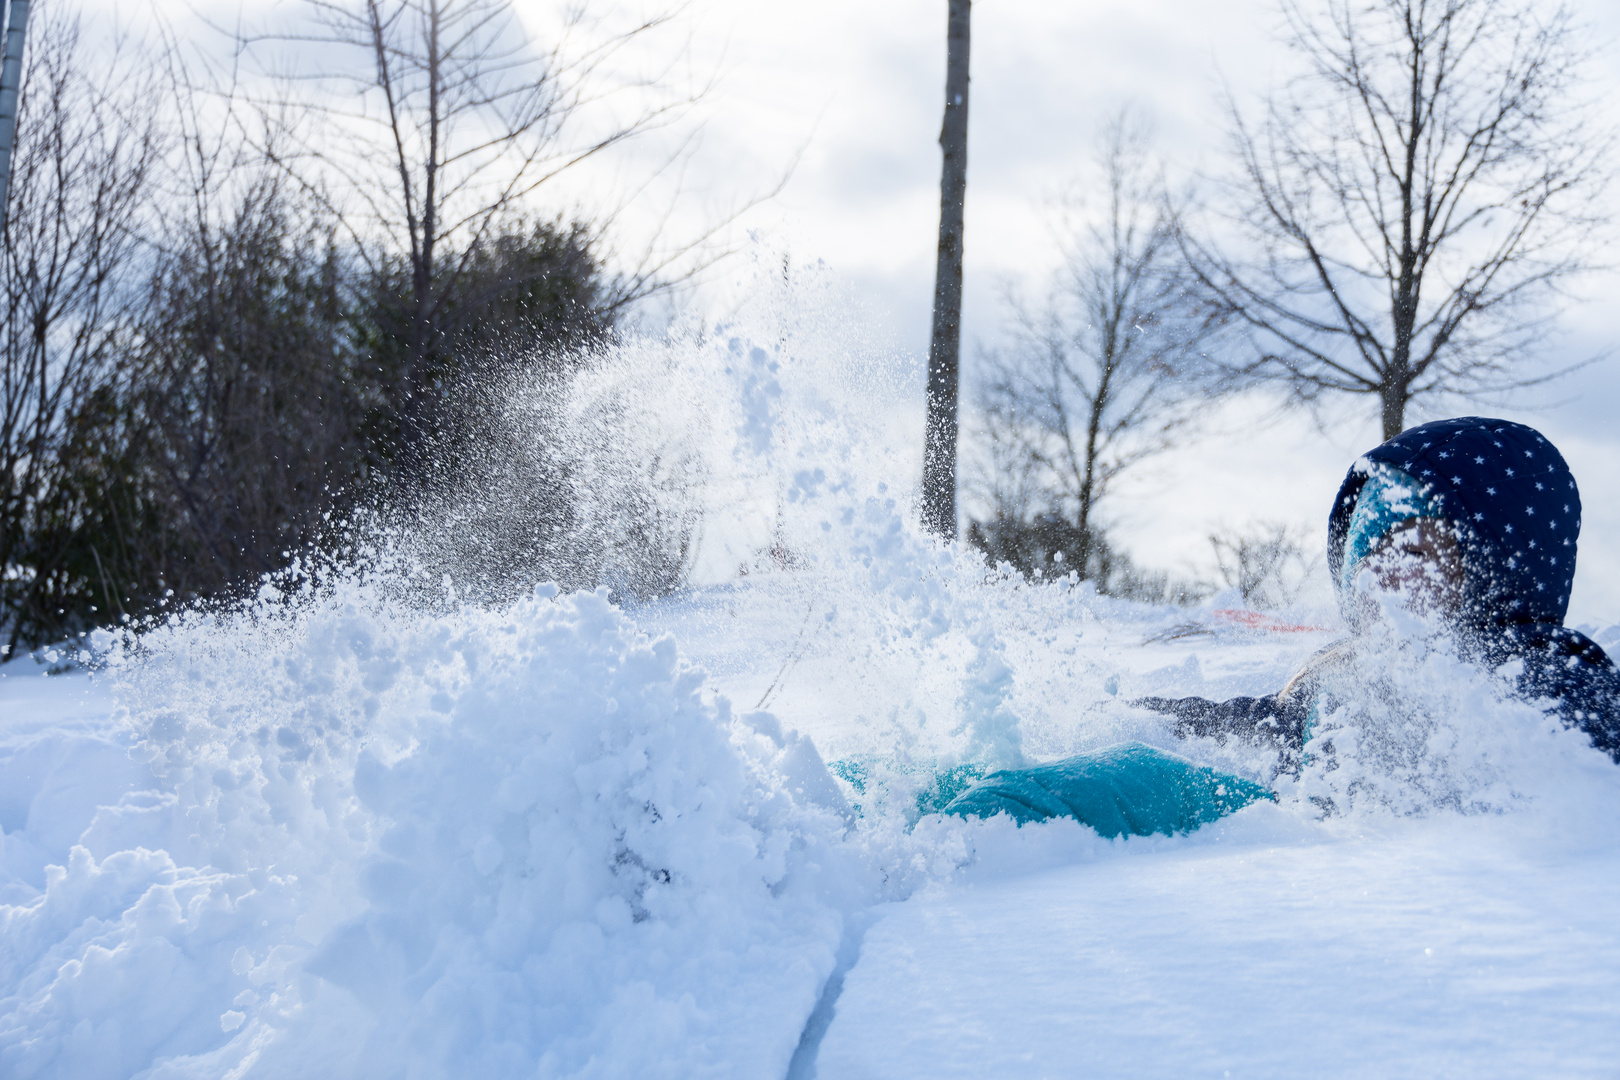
941,417,1620,836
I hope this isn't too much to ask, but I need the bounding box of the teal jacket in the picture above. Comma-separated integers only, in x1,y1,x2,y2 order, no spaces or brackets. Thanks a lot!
941,742,1272,838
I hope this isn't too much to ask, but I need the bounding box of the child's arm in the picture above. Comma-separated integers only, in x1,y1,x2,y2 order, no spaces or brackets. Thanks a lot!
1504,625,1620,765
1133,694,1308,749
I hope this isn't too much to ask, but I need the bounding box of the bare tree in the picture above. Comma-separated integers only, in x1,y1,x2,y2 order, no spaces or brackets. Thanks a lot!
0,7,158,655
1183,0,1611,439
1209,521,1315,609
228,0,712,458
922,0,970,539
970,114,1209,584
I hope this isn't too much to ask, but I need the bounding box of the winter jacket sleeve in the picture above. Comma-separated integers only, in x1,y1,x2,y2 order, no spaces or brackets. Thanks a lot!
1502,625,1620,764
1134,640,1354,757
1133,693,1308,750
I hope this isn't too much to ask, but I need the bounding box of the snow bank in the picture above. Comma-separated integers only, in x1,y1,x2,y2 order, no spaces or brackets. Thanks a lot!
1,584,855,1079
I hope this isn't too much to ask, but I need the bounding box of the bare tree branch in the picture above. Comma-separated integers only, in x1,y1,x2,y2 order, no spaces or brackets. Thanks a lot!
224,0,720,466
970,112,1221,586
0,4,159,656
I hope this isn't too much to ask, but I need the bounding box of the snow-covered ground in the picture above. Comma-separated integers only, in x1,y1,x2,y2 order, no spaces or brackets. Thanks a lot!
5,553,1620,1078
815,815,1620,1077
5,311,1620,1077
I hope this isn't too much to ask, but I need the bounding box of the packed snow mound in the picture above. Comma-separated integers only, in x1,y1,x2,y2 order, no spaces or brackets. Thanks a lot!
1,584,854,1079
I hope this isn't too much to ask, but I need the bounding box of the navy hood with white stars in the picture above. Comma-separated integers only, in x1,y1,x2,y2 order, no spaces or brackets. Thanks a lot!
1327,417,1581,629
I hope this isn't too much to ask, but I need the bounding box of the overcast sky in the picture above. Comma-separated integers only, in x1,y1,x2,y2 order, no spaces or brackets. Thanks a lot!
131,0,1620,620
541,0,1620,622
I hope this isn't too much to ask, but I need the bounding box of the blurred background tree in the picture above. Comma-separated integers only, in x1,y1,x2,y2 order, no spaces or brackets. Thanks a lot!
0,8,159,657
968,113,1220,598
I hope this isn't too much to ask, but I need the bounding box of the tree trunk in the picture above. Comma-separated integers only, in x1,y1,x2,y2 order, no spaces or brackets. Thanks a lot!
1075,351,1112,577
0,0,30,223
922,0,969,539
1379,380,1407,441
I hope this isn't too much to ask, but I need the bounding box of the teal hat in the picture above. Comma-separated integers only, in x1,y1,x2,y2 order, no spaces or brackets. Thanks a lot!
1337,463,1441,597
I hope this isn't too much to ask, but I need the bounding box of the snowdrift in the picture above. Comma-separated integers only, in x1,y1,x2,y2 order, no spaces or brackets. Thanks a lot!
1,584,858,1079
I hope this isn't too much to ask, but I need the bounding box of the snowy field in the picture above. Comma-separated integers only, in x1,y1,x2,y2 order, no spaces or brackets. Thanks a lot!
5,562,1620,1078
5,314,1620,1077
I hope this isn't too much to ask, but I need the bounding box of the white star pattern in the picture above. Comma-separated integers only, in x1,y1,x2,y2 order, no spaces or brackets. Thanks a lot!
1354,421,1581,621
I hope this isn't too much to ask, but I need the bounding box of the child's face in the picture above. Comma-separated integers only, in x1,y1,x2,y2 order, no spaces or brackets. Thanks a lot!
1361,518,1466,621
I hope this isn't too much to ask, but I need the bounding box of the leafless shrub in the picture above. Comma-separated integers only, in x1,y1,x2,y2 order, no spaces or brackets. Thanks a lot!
1209,521,1316,610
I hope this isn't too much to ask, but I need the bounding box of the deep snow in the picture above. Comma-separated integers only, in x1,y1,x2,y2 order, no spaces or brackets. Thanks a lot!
5,287,1620,1077
6,562,1620,1078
